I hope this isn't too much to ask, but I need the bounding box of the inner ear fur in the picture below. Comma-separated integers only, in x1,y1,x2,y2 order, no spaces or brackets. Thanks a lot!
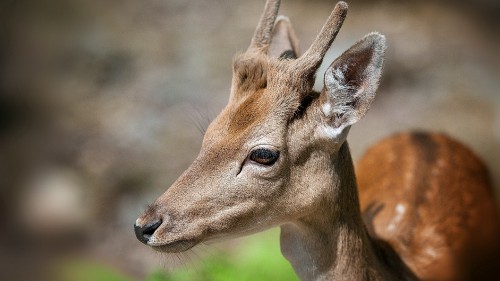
322,32,386,129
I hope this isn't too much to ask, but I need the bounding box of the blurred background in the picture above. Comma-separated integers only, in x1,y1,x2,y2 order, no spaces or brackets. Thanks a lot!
1,0,499,280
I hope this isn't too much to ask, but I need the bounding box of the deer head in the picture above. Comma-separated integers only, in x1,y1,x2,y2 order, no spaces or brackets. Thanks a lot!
134,0,385,253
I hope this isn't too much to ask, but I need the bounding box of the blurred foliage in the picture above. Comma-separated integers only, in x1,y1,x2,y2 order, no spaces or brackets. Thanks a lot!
56,261,134,281
55,229,299,281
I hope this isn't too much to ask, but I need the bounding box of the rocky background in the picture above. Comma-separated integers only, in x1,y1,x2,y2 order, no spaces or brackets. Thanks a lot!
1,0,499,280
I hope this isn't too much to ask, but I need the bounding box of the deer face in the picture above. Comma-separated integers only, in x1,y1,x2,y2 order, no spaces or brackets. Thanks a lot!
134,0,385,253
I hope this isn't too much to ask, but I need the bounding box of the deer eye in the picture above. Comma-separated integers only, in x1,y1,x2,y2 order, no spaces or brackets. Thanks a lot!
249,148,280,166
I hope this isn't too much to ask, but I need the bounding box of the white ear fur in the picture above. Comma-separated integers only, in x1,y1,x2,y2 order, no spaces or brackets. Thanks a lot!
319,32,386,139
269,16,300,59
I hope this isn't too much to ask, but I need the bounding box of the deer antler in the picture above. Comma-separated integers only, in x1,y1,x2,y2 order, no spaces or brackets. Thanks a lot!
299,1,348,69
242,1,348,95
248,0,281,53
294,2,348,83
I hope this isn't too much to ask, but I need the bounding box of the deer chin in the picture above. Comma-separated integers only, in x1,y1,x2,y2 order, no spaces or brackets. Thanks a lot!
150,239,199,253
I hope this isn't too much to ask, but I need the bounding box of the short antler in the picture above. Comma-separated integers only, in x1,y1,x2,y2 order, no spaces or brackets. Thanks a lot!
295,1,348,78
248,0,281,53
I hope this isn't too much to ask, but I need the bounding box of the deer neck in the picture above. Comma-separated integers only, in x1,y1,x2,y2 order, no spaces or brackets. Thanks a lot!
280,142,403,281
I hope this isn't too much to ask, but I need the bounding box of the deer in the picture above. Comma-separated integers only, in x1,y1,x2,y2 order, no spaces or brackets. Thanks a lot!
134,1,500,280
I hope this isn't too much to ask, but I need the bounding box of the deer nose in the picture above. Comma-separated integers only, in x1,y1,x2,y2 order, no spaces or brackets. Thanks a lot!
134,219,162,244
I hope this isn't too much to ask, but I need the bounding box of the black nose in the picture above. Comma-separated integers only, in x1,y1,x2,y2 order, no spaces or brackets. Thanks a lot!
134,219,162,244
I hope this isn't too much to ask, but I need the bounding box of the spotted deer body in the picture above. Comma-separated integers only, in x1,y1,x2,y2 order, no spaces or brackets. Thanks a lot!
358,132,500,280
134,1,500,280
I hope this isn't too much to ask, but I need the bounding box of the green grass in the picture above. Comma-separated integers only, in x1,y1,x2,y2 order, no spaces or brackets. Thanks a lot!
56,228,299,281
56,260,135,281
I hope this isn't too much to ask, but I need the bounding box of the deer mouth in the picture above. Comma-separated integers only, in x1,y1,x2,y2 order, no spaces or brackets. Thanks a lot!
150,239,198,253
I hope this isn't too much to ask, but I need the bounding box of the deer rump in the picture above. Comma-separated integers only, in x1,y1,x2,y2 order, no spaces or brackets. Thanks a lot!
357,132,500,280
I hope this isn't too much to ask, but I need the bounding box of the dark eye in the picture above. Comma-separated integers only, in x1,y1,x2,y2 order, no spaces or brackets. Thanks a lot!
249,148,280,166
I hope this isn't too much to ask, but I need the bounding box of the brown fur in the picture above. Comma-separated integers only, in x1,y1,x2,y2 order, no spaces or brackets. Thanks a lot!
358,132,500,280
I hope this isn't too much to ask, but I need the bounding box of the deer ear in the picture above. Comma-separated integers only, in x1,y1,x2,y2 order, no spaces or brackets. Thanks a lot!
320,32,386,137
269,16,300,59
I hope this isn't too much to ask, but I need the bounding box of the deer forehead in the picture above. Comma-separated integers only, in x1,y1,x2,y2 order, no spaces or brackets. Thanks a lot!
203,90,295,154
227,88,270,134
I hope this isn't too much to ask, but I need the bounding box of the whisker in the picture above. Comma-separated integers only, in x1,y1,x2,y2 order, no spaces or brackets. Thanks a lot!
190,248,204,264
156,251,172,271
197,242,219,260
187,111,206,136
185,249,202,274
173,252,183,268
185,104,215,136
156,251,186,272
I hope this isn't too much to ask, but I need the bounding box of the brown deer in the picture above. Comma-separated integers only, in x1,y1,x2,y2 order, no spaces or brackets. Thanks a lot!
134,1,500,280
